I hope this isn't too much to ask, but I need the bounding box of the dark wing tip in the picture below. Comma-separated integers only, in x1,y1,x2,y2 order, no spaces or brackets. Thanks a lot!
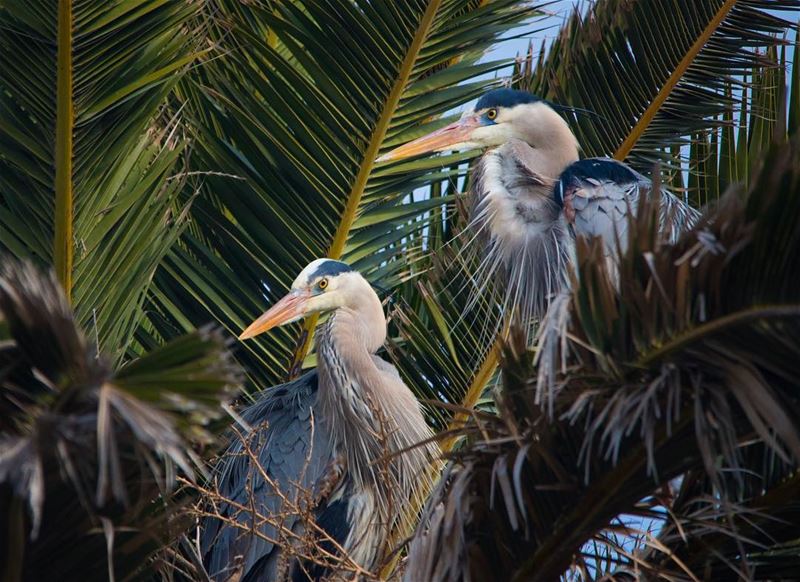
558,158,641,188
555,158,644,211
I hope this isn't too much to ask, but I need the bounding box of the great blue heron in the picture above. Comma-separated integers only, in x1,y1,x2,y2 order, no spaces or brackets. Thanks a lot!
201,259,436,581
378,89,699,322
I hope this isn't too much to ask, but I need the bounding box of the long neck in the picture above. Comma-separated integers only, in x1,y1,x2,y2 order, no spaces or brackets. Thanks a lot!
315,309,436,565
518,141,578,186
315,305,432,486
314,283,386,432
513,102,580,181
316,306,390,480
316,306,384,411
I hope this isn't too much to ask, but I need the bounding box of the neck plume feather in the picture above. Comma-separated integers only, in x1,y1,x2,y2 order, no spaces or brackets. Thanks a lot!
465,142,575,334
315,308,437,561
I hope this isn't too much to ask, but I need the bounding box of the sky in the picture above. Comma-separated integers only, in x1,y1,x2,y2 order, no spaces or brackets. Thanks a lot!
474,1,796,109
485,0,582,62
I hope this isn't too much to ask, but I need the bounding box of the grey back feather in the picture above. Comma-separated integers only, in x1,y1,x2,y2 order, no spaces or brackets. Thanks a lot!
201,371,333,581
563,157,701,256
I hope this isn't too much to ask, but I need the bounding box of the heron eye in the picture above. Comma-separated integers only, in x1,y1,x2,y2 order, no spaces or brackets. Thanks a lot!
317,278,328,290
486,108,498,121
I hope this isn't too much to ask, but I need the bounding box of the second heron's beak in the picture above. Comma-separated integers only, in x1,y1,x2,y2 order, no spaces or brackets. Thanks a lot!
376,114,483,162
239,290,310,340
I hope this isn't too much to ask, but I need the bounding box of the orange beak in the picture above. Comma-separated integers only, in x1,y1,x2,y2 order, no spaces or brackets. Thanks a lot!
376,114,483,162
239,291,310,340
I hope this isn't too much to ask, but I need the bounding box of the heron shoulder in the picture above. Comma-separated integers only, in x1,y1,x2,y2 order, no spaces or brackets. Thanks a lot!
558,158,647,188
202,369,333,581
369,355,433,445
240,369,320,425
558,157,700,254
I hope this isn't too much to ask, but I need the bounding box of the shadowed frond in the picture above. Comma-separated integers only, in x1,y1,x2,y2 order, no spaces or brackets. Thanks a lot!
405,136,800,581
388,235,505,431
616,467,800,580
0,260,239,580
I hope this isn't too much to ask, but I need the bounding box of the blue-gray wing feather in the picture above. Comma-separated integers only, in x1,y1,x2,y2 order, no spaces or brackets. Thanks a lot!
201,370,333,581
559,158,700,255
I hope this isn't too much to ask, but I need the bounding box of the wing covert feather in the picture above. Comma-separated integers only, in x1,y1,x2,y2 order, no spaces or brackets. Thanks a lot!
559,158,700,255
201,370,333,581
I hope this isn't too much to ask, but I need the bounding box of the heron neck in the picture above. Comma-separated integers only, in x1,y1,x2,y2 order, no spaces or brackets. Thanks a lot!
502,139,578,183
315,304,387,414
315,308,434,563
315,308,394,486
510,103,580,179
318,306,385,360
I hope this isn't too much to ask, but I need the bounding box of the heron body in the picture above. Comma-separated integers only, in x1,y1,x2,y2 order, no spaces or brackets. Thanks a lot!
201,259,436,581
379,89,700,321
469,134,575,320
555,158,700,255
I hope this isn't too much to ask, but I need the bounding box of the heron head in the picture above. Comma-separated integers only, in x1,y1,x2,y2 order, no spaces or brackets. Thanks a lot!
239,259,371,340
377,89,576,161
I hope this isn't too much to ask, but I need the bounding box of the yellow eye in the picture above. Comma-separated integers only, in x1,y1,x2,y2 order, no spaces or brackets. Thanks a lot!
317,278,328,290
486,108,498,120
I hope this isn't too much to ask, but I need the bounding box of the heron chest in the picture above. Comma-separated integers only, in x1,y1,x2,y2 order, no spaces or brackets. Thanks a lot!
479,149,560,235
317,322,382,423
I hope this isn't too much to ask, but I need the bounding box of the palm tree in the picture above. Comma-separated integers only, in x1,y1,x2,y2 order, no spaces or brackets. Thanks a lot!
147,0,536,390
2,0,799,579
0,0,535,577
0,261,239,579
397,0,800,433
0,1,238,578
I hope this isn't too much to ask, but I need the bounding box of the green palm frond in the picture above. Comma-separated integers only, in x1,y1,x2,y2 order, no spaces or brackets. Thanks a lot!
406,136,800,581
0,260,239,580
149,0,538,390
516,0,799,170
384,1,800,457
0,0,202,359
0,5,250,576
388,242,505,431
685,36,800,207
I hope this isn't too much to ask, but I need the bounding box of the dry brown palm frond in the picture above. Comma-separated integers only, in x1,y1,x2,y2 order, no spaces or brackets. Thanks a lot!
404,137,800,582
0,260,239,580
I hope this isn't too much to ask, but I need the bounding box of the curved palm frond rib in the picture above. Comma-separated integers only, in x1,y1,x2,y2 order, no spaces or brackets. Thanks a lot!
150,0,536,389
0,4,245,574
290,0,446,374
519,0,799,169
0,0,203,358
54,0,74,297
406,137,800,581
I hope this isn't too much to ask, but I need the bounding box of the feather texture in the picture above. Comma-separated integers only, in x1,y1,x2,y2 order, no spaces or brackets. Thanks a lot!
465,146,700,336
202,289,436,580
559,158,701,256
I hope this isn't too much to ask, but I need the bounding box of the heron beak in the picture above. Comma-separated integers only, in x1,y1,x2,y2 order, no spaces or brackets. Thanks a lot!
376,114,482,162
239,291,310,340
